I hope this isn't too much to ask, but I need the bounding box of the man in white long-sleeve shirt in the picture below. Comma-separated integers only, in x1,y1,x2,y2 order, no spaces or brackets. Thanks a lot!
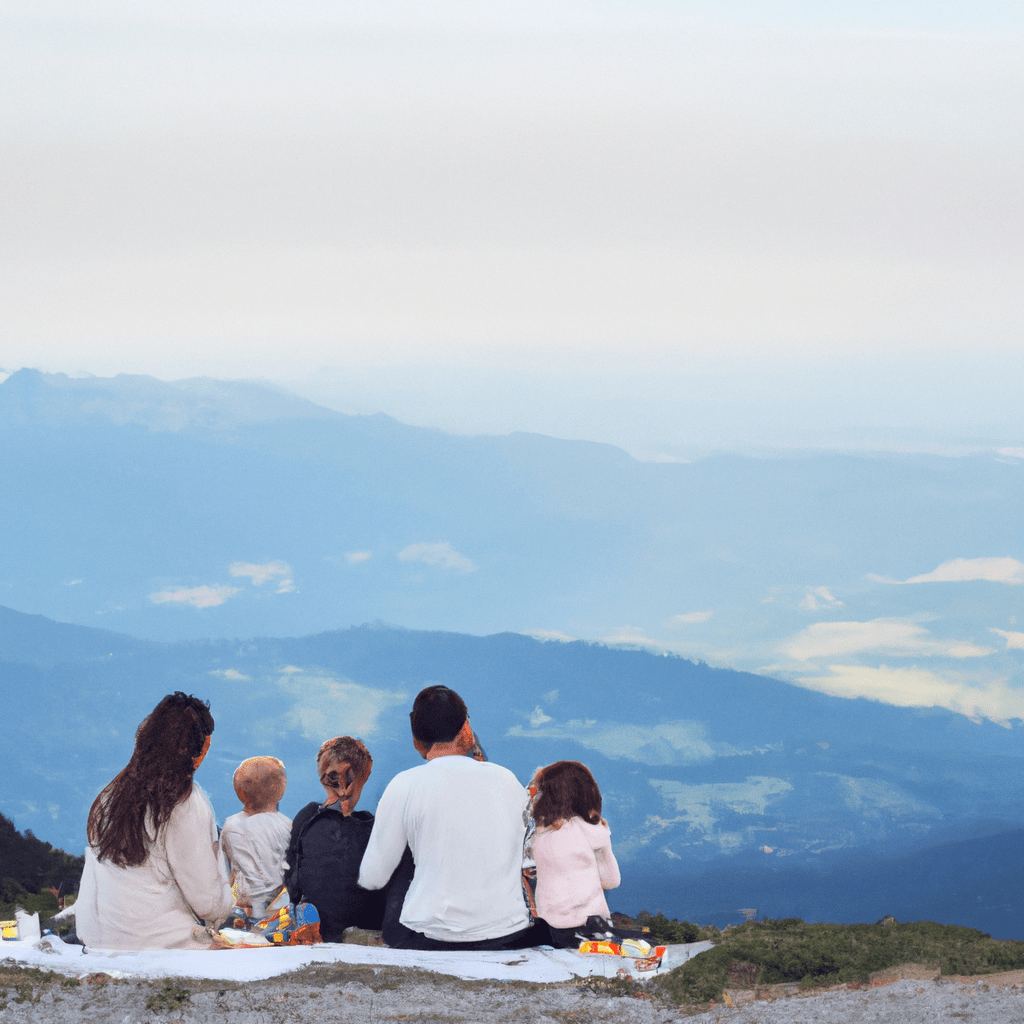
358,685,538,950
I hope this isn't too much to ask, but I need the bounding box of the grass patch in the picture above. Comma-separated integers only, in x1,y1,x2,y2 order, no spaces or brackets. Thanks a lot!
145,980,192,1012
0,962,75,1006
652,917,1024,1005
574,973,666,1002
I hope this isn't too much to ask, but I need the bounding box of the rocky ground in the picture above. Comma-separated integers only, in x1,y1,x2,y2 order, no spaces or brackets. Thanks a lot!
2,961,1024,1023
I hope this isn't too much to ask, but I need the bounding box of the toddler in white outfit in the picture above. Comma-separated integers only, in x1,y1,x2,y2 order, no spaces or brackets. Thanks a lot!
220,756,292,921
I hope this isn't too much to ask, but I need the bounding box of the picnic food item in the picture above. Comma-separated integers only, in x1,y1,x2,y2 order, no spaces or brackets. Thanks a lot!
632,955,662,972
254,902,322,945
578,940,622,955
227,906,253,930
577,937,667,977
621,937,652,957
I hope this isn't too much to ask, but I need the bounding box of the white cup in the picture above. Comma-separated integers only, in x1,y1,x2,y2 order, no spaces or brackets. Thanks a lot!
15,909,41,942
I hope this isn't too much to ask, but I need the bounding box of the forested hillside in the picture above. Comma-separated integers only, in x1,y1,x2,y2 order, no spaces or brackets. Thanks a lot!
0,812,84,918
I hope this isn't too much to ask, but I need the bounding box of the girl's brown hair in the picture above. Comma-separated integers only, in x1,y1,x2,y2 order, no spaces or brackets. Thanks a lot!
87,692,214,868
531,760,602,829
316,735,372,807
316,736,372,784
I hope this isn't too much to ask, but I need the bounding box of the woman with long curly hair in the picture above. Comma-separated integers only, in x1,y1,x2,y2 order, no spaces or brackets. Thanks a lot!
75,692,234,949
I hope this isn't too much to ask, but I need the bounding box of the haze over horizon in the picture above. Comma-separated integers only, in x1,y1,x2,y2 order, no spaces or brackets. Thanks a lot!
2,1,1022,457
2,1,1023,724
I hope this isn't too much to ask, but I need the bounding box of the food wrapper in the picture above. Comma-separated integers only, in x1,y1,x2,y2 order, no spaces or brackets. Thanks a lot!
632,955,662,972
621,937,652,957
211,927,271,948
253,902,322,946
578,939,622,956
226,906,254,931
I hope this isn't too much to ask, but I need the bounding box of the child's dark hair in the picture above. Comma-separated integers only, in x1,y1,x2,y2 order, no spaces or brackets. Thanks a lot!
532,760,602,828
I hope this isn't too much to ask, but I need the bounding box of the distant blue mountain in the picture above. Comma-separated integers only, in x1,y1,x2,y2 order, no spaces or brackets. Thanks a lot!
615,826,1024,940
2,606,1021,936
3,368,1024,717
2,369,1023,935
0,604,159,666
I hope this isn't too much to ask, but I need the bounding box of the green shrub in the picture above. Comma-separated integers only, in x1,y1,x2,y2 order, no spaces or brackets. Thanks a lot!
652,918,1024,1006
623,910,700,944
0,815,84,894
0,887,58,922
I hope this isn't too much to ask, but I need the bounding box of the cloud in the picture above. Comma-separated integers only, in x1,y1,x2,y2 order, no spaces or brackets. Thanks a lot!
508,717,717,766
345,551,372,563
62,579,83,586
795,664,1024,722
822,774,938,820
526,630,577,643
528,706,553,727
276,669,406,741
870,557,1024,586
779,618,994,661
799,586,843,611
209,668,250,681
229,560,293,589
670,611,714,625
649,777,793,833
991,627,1024,650
149,585,239,609
600,627,670,651
599,627,719,659
398,542,476,573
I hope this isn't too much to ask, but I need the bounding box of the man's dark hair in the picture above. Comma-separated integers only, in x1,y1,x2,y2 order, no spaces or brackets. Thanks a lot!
410,685,468,747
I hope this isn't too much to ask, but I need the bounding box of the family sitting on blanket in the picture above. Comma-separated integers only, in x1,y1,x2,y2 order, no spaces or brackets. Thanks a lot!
77,687,628,951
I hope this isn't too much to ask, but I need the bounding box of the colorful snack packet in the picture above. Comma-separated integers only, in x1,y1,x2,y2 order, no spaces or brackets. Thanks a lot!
578,940,622,955
621,937,652,957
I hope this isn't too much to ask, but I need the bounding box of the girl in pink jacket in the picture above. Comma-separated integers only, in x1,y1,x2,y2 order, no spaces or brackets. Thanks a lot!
529,760,621,947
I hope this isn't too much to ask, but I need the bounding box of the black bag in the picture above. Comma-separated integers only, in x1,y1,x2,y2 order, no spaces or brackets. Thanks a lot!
286,805,385,941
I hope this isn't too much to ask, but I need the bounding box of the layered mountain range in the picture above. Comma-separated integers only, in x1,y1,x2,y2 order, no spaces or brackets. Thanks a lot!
3,368,1024,719
1,369,1022,936
1,605,1021,936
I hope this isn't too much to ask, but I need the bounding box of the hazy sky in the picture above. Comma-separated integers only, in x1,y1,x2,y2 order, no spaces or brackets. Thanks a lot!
2,1,1022,454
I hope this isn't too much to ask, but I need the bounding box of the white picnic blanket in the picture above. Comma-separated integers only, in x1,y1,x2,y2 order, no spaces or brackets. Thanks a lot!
1,935,713,984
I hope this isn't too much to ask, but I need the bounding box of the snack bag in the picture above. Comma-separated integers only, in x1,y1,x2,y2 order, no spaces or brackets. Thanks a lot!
226,906,254,931
264,887,290,917
255,902,321,946
621,937,652,957
578,940,622,956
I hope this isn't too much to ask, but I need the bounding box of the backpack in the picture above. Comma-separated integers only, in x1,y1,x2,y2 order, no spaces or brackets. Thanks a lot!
286,805,385,941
